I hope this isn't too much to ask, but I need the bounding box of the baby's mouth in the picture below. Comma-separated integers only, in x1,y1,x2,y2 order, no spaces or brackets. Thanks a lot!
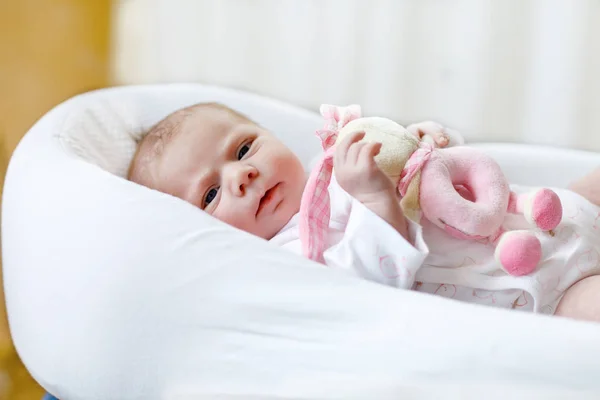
256,183,280,216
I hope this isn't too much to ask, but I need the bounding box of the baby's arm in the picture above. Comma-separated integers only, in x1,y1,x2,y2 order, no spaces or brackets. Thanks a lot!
568,167,600,207
333,130,407,239
406,121,465,148
323,199,428,288
322,129,429,287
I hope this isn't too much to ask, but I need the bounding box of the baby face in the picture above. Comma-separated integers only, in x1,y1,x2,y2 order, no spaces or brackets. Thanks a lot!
155,106,306,239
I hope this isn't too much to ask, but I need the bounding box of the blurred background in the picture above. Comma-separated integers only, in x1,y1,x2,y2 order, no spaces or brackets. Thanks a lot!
1,0,599,398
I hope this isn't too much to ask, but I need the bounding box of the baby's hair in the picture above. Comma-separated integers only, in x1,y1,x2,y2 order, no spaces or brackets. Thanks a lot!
127,102,254,188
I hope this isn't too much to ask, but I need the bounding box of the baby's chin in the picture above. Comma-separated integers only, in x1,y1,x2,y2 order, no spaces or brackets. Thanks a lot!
261,207,298,240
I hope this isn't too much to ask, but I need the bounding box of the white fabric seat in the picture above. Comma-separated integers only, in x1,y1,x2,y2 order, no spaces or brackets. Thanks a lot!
3,83,600,399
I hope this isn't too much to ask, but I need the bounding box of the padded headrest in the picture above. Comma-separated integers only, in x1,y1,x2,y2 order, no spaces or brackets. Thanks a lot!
57,84,322,177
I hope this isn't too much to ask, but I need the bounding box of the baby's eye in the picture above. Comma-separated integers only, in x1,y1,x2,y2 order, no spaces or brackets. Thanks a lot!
237,141,253,160
204,187,219,207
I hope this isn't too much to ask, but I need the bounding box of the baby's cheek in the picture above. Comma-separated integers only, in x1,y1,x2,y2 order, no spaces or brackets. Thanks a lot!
272,146,299,167
213,205,246,229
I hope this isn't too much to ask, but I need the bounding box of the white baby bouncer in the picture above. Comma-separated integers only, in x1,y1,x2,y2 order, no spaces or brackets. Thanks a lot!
4,84,600,399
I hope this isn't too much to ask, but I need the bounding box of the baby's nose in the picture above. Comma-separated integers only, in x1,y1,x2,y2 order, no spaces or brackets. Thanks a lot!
230,164,258,196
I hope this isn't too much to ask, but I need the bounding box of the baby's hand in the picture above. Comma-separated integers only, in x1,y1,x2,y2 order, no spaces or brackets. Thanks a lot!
334,130,396,203
407,121,450,148
334,130,407,238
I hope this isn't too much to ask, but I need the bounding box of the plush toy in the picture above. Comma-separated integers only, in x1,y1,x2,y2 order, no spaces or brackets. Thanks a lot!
299,104,563,277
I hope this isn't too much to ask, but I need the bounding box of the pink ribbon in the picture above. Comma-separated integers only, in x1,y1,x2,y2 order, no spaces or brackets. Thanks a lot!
298,104,361,262
398,142,433,196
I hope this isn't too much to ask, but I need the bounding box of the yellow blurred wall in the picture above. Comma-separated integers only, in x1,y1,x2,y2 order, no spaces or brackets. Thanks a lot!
0,1,112,398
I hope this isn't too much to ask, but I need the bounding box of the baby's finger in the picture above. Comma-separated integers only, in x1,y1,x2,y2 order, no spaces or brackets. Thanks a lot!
369,142,383,157
435,134,449,148
408,121,446,141
406,124,423,139
443,127,465,146
333,138,345,168
348,141,368,164
361,142,381,160
358,141,382,163
335,131,364,167
422,122,444,137
337,130,366,156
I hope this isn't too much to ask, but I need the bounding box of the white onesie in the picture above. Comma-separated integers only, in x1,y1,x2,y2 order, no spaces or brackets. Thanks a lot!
270,175,600,315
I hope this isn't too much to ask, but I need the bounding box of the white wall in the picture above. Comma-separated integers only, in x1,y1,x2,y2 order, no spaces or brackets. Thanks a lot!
111,0,600,151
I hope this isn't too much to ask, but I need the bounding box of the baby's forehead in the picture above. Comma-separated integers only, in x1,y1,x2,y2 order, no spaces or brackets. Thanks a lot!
185,104,250,125
179,105,256,138
158,106,254,175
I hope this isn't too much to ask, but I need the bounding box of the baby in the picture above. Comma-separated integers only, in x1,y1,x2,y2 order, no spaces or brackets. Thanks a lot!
128,102,600,323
